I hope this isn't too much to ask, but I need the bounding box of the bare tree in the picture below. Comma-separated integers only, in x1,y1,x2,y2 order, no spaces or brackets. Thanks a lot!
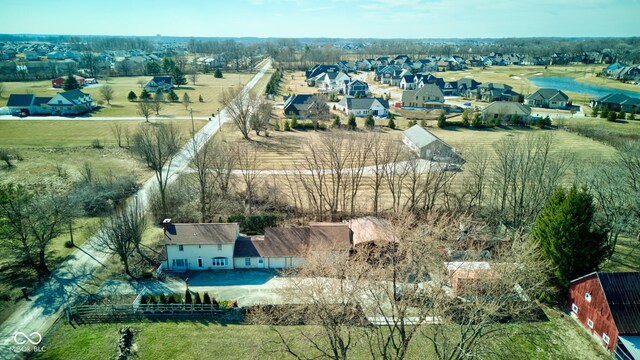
152,94,164,116
0,185,73,279
111,123,125,148
189,71,198,86
234,143,262,215
137,100,152,122
308,93,330,130
220,86,259,140
136,78,146,89
182,92,191,110
250,100,273,136
95,202,147,279
99,84,114,105
131,123,182,218
189,138,217,222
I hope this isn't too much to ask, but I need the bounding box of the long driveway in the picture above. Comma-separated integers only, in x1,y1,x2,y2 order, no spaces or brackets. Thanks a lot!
0,60,271,359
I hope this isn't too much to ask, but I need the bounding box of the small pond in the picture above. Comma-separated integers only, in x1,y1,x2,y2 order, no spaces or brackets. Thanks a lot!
527,76,640,98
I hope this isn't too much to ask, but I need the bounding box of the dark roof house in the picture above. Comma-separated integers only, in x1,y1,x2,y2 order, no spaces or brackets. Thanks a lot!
525,88,570,109
283,94,315,117
591,93,640,114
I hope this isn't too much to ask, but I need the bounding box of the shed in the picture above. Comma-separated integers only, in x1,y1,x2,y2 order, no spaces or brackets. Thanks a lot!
402,125,464,164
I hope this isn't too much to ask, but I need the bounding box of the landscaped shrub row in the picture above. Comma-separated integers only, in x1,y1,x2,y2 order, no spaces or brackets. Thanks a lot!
139,292,238,309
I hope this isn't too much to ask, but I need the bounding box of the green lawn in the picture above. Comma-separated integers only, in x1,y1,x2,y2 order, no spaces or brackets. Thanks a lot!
36,306,608,360
602,236,640,272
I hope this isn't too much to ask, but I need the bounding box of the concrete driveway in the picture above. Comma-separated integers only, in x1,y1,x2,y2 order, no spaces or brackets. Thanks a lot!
97,270,286,307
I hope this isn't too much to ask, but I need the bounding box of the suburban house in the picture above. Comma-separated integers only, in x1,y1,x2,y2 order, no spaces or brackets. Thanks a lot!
4,90,95,116
456,78,481,98
306,64,340,79
402,125,464,163
591,93,640,114
162,220,353,271
481,101,532,123
401,84,445,110
319,71,350,92
524,88,570,109
283,94,315,117
568,272,640,358
233,223,352,269
52,75,85,88
343,79,369,97
474,83,520,102
415,73,444,89
144,76,174,93
400,74,417,90
442,81,459,96
337,96,389,117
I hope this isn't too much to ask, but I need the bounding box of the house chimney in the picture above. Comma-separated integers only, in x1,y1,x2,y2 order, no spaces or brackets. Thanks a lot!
162,218,172,236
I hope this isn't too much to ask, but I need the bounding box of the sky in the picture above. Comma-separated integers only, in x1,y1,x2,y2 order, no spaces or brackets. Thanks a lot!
0,0,639,39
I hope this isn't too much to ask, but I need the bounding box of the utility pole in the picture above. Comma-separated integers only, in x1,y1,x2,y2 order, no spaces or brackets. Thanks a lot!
188,107,195,140
218,108,221,132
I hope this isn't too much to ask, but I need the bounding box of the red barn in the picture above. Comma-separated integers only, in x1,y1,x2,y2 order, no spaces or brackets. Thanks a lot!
52,75,85,88
568,272,640,359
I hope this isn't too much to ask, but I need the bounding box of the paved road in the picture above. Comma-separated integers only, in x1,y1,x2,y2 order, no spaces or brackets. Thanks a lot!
0,115,213,121
0,60,271,359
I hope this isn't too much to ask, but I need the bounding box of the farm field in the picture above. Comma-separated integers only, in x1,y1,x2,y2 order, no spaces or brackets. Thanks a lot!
35,306,608,360
1,72,254,117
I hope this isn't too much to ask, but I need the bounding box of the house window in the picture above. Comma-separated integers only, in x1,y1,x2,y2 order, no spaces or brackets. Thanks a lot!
245,257,251,266
571,303,579,313
585,293,592,302
602,333,610,344
174,259,185,267
212,257,228,267
587,319,593,329
217,244,222,251
178,245,184,251
197,258,203,268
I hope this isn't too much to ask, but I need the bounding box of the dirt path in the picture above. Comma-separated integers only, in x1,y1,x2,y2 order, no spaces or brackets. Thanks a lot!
0,60,271,359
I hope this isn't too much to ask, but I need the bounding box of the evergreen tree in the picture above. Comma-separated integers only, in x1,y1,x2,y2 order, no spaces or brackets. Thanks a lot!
147,294,156,304
127,91,137,102
167,294,177,304
471,113,482,128
184,290,192,304
182,92,191,110
284,120,291,131
365,114,375,129
168,90,179,102
203,292,211,304
531,187,610,291
600,107,609,119
211,296,219,309
387,117,396,129
159,294,167,304
408,119,417,127
333,115,341,128
607,110,617,122
214,68,223,78
162,58,176,74
437,112,446,128
62,75,80,91
172,67,187,87
140,89,151,101
591,105,599,118
628,112,636,121
140,294,148,304
199,94,204,103
420,119,428,128
617,110,626,119
194,292,202,305
145,61,161,75
290,114,298,129
462,111,470,127
348,113,357,130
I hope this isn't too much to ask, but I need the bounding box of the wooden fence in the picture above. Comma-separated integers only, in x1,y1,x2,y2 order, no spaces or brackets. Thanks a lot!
66,303,235,324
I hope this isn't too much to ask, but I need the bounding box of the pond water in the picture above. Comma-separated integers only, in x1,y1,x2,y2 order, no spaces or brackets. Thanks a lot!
527,76,640,98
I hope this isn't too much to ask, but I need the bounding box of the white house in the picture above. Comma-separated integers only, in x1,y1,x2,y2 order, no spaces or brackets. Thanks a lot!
337,96,390,117
162,220,353,271
162,220,239,271
319,71,350,92
4,90,95,116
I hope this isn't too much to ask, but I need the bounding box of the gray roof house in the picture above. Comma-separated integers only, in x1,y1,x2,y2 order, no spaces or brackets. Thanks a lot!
4,90,95,116
401,84,444,109
591,93,640,114
343,79,369,97
283,94,315,117
402,125,464,163
337,97,389,118
524,89,570,109
144,76,174,93
481,101,532,123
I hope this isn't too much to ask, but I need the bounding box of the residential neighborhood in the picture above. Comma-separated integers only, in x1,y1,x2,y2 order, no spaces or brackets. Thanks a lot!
0,3,639,360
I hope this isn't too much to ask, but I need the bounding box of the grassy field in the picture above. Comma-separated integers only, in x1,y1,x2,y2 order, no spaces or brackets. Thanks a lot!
35,306,608,360
1,72,254,117
602,236,640,272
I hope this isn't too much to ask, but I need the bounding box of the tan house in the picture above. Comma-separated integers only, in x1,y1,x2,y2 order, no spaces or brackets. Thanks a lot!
401,83,445,109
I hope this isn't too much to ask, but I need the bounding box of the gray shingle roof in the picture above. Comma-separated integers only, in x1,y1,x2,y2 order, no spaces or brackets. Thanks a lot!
482,101,532,116
6,94,34,107
163,223,238,245
340,96,389,110
525,88,569,102
403,125,440,149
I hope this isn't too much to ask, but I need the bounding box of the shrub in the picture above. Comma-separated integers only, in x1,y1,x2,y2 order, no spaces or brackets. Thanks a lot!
437,113,446,128
203,292,211,304
141,271,153,279
462,112,470,127
290,115,298,129
333,115,341,128
408,119,417,127
283,120,291,131
591,105,599,117
194,292,202,305
71,176,139,217
0,292,11,301
167,294,177,304
600,108,609,119
387,117,396,129
198,94,204,103
365,114,375,129
185,290,192,304
159,294,167,304
420,119,428,128
348,114,357,130
607,111,617,122
63,240,74,248
91,139,103,149
147,294,156,304
617,110,626,119
628,112,636,121
471,114,482,128
212,296,219,309
140,294,148,305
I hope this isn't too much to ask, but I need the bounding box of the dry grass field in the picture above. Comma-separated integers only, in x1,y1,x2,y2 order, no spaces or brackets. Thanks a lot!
1,72,254,117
